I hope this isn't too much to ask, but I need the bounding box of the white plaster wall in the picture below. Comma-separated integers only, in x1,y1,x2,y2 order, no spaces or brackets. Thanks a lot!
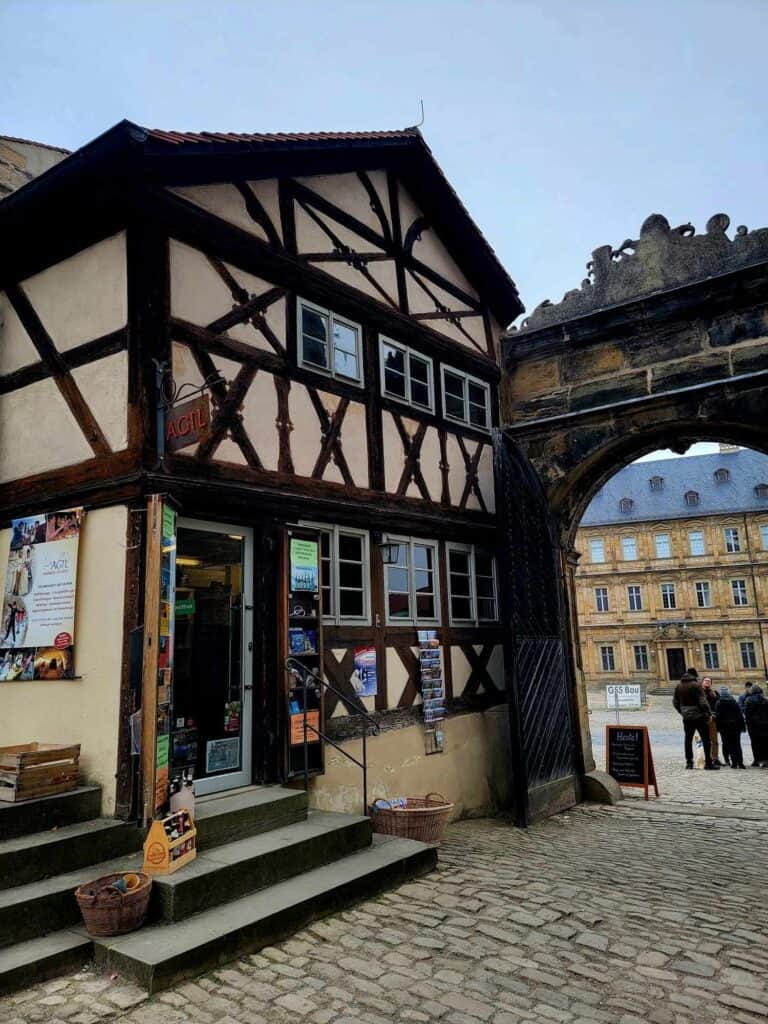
0,506,128,814
169,181,282,246
239,371,279,472
445,434,467,507
70,351,129,452
398,184,477,297
295,172,391,234
22,233,127,353
0,378,92,483
0,294,38,374
477,443,496,513
419,427,442,502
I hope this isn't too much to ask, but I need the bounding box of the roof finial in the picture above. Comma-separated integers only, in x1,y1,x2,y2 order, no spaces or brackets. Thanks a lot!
414,99,425,130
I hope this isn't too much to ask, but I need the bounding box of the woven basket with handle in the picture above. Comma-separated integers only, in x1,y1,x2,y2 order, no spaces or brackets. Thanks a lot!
74,872,152,937
369,792,453,844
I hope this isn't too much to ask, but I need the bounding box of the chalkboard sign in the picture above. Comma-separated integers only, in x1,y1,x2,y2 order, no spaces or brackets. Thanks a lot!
606,725,659,800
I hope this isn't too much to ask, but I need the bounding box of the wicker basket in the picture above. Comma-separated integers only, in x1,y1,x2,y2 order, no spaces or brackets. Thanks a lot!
369,793,453,844
74,872,152,937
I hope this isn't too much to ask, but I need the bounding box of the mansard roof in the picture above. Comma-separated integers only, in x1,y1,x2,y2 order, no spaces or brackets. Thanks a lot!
581,448,768,527
0,119,523,325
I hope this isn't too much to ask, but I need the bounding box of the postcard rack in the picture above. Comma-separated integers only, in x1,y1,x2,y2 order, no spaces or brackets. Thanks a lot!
142,808,197,876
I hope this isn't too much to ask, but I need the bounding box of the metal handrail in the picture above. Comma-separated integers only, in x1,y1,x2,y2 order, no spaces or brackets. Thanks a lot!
285,657,380,814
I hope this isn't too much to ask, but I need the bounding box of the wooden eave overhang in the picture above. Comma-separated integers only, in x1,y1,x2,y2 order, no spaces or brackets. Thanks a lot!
0,120,523,326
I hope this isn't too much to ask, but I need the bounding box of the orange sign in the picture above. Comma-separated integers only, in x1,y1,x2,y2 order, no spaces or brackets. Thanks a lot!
166,395,212,452
290,710,320,746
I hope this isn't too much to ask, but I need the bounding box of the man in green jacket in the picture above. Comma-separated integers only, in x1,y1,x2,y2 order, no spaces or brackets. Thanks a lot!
673,672,720,770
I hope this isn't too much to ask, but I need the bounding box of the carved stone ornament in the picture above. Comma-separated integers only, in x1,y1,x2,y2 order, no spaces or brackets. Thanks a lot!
514,213,768,332
652,622,697,642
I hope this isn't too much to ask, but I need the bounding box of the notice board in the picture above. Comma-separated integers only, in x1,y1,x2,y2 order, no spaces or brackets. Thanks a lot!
605,725,659,800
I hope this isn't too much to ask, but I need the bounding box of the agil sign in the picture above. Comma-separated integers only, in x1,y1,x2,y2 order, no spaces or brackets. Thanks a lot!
165,395,212,452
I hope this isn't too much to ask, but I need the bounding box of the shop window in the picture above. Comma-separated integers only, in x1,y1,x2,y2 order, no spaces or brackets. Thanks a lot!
655,533,671,558
385,537,440,624
740,641,757,670
379,337,434,412
661,582,676,610
441,367,491,430
696,581,712,608
298,299,362,384
627,585,643,611
724,527,741,553
621,536,637,560
731,579,749,607
703,642,720,670
599,645,616,672
447,544,498,624
301,523,370,624
633,644,649,672
590,538,605,564
595,587,609,613
688,530,705,556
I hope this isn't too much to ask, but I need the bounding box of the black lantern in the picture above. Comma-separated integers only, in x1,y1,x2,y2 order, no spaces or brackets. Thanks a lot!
373,532,401,565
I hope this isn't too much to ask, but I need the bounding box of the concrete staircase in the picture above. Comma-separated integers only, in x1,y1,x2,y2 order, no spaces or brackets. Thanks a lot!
0,785,435,995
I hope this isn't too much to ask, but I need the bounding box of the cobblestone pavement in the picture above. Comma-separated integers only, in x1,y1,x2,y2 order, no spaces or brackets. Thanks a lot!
589,692,768,816
2,804,767,1024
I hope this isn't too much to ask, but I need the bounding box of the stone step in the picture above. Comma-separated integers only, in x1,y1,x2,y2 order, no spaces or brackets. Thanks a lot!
93,835,436,993
0,818,142,891
0,786,102,841
193,786,308,850
0,930,92,996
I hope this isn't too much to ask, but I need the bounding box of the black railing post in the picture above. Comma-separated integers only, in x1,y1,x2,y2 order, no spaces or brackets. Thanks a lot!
302,670,309,795
362,722,368,814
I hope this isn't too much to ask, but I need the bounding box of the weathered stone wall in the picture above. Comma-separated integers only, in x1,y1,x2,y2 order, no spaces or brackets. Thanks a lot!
0,137,68,199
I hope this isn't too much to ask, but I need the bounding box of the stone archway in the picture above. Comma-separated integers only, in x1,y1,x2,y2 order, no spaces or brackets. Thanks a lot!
499,213,768,802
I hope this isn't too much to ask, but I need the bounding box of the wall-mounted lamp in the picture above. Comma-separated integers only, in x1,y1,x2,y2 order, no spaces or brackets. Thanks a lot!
373,531,401,565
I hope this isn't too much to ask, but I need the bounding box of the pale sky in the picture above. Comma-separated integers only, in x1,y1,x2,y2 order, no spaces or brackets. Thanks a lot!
2,1,766,323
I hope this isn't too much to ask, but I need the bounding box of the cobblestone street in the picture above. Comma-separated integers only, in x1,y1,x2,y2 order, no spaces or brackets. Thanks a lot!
2,798,767,1024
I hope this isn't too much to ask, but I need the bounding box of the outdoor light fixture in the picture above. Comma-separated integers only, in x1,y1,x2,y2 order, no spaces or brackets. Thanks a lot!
373,532,401,565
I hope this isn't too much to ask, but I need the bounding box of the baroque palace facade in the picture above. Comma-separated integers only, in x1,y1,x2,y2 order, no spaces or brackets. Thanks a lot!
575,446,768,690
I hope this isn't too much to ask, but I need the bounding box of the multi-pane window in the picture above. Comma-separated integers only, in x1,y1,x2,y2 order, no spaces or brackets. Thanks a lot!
714,467,730,482
447,545,498,625
590,539,605,564
600,645,616,672
732,579,749,606
298,300,362,383
307,525,370,624
655,533,671,558
754,483,768,499
684,491,699,507
688,530,705,556
441,368,491,430
695,581,712,608
760,524,768,551
633,644,649,671
627,585,643,611
619,497,634,514
740,641,757,670
385,538,439,624
724,527,741,553
661,582,677,610
621,537,637,560
379,338,434,411
595,587,609,613
649,475,664,491
703,643,720,670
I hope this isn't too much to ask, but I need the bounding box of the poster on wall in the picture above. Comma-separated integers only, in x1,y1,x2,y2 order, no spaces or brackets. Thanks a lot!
0,508,84,681
352,646,377,697
289,538,319,593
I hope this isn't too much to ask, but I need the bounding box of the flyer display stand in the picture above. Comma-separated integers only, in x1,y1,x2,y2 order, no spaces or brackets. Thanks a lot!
418,630,445,755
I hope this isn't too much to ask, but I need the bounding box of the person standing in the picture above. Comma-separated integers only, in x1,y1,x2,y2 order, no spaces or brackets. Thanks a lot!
738,682,753,713
701,677,722,765
714,685,746,769
744,684,768,768
673,672,719,770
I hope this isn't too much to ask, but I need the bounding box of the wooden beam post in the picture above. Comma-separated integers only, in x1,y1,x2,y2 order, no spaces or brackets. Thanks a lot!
140,494,163,825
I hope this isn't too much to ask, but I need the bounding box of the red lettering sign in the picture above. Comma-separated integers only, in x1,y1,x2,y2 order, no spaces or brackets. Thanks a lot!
165,396,212,453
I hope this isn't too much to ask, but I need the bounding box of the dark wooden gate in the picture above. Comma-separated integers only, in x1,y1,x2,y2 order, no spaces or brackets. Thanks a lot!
493,429,580,824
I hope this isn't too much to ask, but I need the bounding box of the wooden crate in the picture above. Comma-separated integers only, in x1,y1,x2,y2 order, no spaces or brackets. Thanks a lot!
143,809,197,876
0,743,80,802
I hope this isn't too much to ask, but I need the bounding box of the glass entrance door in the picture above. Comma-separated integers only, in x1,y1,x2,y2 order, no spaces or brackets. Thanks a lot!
172,519,253,795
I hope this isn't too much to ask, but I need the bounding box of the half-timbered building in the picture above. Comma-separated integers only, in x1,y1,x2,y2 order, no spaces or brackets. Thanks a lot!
0,121,522,820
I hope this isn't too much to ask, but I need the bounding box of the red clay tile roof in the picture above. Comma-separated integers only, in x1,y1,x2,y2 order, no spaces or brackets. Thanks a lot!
145,127,420,146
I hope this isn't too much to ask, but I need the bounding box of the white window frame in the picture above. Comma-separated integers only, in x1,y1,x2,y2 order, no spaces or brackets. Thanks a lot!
384,536,441,626
703,642,720,670
379,336,434,413
655,533,671,559
633,644,649,672
740,641,757,670
440,366,491,431
688,530,705,556
695,581,712,608
599,645,616,672
299,522,370,625
446,543,498,625
590,538,605,564
627,585,643,612
724,527,741,553
297,297,364,385
621,536,638,561
731,579,749,607
661,582,677,610
595,587,609,613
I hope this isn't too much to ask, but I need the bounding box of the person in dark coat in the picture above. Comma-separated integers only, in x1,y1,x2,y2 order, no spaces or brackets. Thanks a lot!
701,677,722,764
714,686,746,769
673,672,719,769
744,685,768,767
738,682,753,712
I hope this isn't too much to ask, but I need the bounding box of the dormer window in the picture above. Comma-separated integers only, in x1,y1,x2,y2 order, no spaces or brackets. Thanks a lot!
649,476,664,491
755,483,768,499
619,497,634,514
714,468,730,482
684,490,700,507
